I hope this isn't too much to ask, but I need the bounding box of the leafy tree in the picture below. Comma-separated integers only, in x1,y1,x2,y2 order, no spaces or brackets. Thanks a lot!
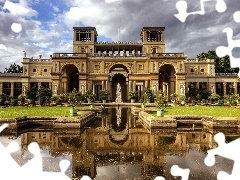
196,50,239,73
4,63,23,73
38,86,52,106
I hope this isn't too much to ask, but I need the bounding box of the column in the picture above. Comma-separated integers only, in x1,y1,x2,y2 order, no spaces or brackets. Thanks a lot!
0,82,2,94
163,84,166,93
109,82,112,101
223,83,226,96
126,81,129,95
196,82,199,89
133,81,136,91
65,82,68,93
63,82,67,93
166,83,168,95
102,81,105,90
79,78,81,92
93,82,95,94
59,82,64,94
129,81,132,92
105,81,108,91
10,82,14,96
145,80,148,88
102,117,104,128
185,82,189,94
234,82,237,94
38,82,41,89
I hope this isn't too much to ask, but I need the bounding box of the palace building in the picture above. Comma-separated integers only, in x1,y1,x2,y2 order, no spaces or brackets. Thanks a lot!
0,26,239,101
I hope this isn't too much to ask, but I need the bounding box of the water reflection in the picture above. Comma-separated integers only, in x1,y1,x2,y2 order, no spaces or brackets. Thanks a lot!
0,107,238,179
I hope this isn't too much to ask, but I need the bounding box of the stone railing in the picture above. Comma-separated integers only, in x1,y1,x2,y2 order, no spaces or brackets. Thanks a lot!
52,53,185,59
186,58,215,62
30,59,50,62
52,53,88,58
215,73,238,77
96,41,142,45
150,53,185,58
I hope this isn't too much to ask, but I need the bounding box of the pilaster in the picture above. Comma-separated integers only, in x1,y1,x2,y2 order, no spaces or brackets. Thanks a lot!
0,82,2,94
223,83,226,96
10,82,14,96
234,82,237,94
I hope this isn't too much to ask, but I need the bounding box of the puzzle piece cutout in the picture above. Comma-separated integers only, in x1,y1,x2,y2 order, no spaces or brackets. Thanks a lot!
204,132,240,180
154,165,190,180
174,0,227,22
3,0,30,33
1,0,30,51
154,176,165,180
216,26,240,77
171,165,190,180
0,124,73,180
233,11,240,23
81,175,92,180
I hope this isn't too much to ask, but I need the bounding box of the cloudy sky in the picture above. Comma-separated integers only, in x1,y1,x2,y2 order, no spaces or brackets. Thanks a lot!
0,0,240,72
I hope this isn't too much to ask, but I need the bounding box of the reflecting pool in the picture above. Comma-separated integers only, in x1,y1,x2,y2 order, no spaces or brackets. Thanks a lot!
0,107,238,180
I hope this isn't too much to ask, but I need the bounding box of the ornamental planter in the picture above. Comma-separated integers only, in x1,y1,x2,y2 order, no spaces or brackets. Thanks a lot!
28,99,34,104
70,108,78,116
157,109,164,117
130,98,135,103
128,91,138,102
99,90,110,103
102,100,107,103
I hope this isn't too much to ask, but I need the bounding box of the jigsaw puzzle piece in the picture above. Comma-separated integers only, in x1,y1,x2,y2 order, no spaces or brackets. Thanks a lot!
0,123,9,133
174,0,227,22
81,175,92,180
218,160,240,180
3,0,30,33
0,44,8,51
215,0,227,13
174,1,189,22
3,0,30,15
205,132,240,179
0,140,20,179
154,176,165,180
218,170,237,180
40,160,71,180
171,165,190,180
233,11,240,23
18,142,43,179
216,27,240,76
205,132,240,165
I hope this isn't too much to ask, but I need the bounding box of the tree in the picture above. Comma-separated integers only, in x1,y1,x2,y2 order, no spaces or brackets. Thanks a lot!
4,63,23,73
38,86,52,106
196,50,239,73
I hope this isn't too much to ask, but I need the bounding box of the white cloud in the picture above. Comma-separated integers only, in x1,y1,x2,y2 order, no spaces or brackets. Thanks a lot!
1,0,240,72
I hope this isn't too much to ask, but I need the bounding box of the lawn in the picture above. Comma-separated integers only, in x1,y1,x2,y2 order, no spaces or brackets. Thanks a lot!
0,106,87,118
1,105,240,118
157,106,240,117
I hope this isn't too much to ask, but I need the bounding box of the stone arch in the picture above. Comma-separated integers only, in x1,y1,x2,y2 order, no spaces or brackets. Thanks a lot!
109,63,130,74
60,62,81,73
61,64,79,92
158,63,176,100
109,64,129,102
